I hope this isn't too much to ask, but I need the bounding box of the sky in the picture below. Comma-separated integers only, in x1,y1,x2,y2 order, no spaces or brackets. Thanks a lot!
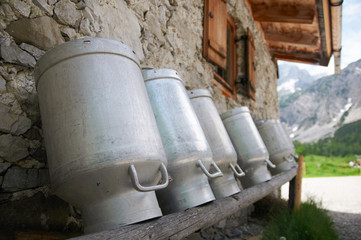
278,0,361,77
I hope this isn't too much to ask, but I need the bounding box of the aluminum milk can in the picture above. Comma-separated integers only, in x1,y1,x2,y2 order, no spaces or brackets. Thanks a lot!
143,68,223,214
34,38,169,233
256,119,297,175
188,89,244,198
221,107,274,188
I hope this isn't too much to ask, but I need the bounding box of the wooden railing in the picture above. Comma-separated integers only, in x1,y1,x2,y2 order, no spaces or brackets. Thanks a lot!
71,167,298,240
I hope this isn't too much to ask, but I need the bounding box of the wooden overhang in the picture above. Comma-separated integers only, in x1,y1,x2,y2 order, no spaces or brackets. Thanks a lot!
245,0,343,74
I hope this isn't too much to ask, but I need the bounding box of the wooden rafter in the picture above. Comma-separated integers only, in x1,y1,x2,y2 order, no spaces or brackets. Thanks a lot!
251,3,315,24
264,30,319,46
272,50,321,65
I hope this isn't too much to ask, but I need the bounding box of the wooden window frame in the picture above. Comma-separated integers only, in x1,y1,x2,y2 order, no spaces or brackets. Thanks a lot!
203,0,238,100
203,0,228,69
212,15,237,100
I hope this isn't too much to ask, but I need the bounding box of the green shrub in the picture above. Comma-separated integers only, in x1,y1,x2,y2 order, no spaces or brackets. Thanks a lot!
263,200,338,240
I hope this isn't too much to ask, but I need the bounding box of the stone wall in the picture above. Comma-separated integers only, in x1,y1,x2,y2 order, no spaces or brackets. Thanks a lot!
0,0,279,235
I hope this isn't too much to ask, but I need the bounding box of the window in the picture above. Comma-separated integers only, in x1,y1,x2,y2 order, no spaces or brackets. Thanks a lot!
213,15,237,99
203,0,237,100
203,0,256,101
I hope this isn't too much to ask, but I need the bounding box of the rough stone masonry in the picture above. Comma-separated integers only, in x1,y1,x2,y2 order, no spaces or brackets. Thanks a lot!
0,0,279,233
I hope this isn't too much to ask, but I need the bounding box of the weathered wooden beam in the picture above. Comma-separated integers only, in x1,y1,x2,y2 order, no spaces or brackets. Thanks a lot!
264,31,319,47
251,3,315,24
71,167,298,240
272,50,321,65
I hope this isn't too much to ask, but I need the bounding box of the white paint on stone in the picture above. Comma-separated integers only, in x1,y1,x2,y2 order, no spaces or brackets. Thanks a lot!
83,0,145,61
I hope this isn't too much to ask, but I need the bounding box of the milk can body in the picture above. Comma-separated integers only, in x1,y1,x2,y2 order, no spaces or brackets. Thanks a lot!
256,119,297,174
221,107,272,187
188,89,244,198
35,38,168,233
143,69,223,214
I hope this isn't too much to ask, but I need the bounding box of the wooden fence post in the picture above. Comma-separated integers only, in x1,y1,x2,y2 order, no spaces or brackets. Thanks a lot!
288,176,296,209
294,155,304,210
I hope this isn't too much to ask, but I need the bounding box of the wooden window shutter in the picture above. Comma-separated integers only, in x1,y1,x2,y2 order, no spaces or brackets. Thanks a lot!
247,28,256,100
203,0,227,69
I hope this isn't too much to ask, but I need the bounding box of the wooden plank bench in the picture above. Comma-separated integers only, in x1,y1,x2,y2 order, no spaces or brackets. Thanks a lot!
71,167,298,240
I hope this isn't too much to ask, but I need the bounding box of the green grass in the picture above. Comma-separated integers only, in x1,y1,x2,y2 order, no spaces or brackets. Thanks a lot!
263,200,339,240
303,154,360,178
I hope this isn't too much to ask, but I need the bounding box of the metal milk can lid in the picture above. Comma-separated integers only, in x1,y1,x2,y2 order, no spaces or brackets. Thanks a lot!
34,37,140,86
141,67,184,84
220,106,250,120
187,89,212,99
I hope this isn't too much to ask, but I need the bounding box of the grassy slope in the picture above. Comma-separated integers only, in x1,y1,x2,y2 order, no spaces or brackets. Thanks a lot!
303,155,360,178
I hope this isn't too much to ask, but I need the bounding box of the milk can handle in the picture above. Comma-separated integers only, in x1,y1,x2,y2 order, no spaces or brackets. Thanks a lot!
197,160,223,178
284,155,294,162
129,163,169,192
266,159,276,168
229,163,245,178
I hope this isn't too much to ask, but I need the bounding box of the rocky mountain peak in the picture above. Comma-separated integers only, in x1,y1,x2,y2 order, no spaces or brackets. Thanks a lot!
278,59,361,143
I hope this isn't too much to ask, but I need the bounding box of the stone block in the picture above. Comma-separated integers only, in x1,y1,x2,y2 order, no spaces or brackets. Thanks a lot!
2,167,50,192
0,104,32,135
0,162,11,175
19,43,46,61
6,16,65,50
54,0,81,28
32,0,54,15
1,3,18,24
0,75,6,92
23,128,42,141
29,148,47,163
12,0,31,17
0,41,36,68
6,70,36,102
60,26,77,41
0,93,22,115
0,134,29,163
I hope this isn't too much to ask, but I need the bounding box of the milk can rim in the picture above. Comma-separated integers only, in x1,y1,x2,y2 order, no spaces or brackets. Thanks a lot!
187,89,212,99
142,68,184,84
220,106,250,120
34,38,140,87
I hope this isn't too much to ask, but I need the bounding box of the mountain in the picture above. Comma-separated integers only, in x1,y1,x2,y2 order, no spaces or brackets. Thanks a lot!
277,64,315,97
279,59,361,143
